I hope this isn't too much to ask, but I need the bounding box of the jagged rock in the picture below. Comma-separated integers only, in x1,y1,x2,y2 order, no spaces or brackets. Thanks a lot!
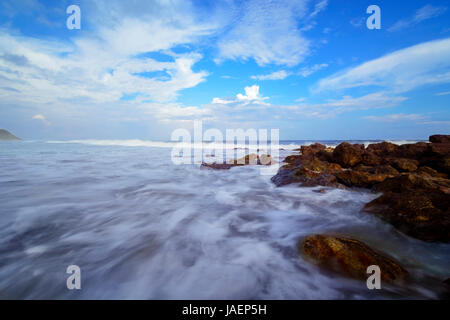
365,173,450,242
202,154,273,170
387,158,419,172
393,142,429,160
300,143,326,157
336,165,399,188
332,142,365,168
300,235,408,283
430,135,450,144
271,156,343,188
361,151,382,166
200,163,235,170
416,166,447,179
366,142,399,157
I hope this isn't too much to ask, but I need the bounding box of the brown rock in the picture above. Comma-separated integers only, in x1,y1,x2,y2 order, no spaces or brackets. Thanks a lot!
387,158,419,172
366,142,399,157
393,142,429,160
336,165,399,188
416,166,447,179
364,191,450,242
300,235,408,283
430,135,450,144
361,151,382,166
332,142,365,168
200,163,235,170
300,143,326,157
202,154,273,170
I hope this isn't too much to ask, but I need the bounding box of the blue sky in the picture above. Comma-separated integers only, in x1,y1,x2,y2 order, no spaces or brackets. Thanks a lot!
0,0,449,140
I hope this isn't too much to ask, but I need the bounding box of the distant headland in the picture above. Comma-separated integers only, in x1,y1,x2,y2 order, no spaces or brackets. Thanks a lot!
0,129,21,141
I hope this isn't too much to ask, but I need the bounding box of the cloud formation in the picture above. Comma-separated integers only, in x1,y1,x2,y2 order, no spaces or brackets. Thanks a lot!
316,38,450,93
389,4,447,32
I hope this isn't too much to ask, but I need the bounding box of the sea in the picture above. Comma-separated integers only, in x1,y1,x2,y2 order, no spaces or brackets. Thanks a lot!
0,139,449,299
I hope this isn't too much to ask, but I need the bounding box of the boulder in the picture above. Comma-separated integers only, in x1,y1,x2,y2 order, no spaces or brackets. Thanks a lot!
335,165,399,188
387,158,419,172
300,235,408,283
364,192,450,242
365,173,450,242
366,142,399,157
202,154,273,170
430,135,450,144
332,142,365,168
300,143,327,157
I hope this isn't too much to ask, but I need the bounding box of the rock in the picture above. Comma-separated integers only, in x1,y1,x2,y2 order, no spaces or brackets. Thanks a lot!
228,153,273,166
271,156,343,188
300,143,326,157
387,158,419,172
201,154,273,170
365,173,450,242
366,142,399,157
364,192,450,242
200,163,235,170
372,172,450,194
332,142,365,168
336,165,399,188
300,235,408,283
393,142,429,160
0,129,20,141
416,166,447,179
430,135,450,144
361,151,382,166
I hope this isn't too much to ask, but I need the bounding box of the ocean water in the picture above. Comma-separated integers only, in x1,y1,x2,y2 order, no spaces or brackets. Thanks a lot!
0,140,449,299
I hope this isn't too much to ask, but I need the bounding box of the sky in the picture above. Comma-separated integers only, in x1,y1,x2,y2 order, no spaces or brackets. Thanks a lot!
0,0,449,140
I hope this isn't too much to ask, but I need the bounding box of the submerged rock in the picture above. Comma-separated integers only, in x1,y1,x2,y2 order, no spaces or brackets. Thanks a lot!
201,154,273,170
300,235,408,283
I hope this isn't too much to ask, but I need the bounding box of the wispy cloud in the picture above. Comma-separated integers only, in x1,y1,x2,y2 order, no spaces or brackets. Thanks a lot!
364,113,425,122
298,63,328,77
389,4,447,32
309,0,328,18
251,70,289,81
216,0,327,66
315,38,450,93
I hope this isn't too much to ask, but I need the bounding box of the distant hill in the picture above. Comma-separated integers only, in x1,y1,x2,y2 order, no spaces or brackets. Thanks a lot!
0,129,21,141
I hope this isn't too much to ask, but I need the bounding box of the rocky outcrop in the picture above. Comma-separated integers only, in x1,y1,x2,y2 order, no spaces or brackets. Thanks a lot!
365,174,450,242
300,235,408,283
0,129,20,141
201,154,273,170
272,135,450,242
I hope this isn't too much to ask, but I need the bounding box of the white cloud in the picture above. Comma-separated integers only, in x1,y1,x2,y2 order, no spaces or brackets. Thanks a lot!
32,114,51,125
216,0,312,66
436,91,450,96
0,0,216,111
389,4,447,32
212,85,269,105
293,93,407,119
298,63,328,77
364,113,425,122
251,70,289,81
316,38,450,93
309,0,328,18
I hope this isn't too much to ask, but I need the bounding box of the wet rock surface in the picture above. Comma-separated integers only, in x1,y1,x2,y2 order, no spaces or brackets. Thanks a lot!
300,235,408,283
201,154,273,170
272,135,450,243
